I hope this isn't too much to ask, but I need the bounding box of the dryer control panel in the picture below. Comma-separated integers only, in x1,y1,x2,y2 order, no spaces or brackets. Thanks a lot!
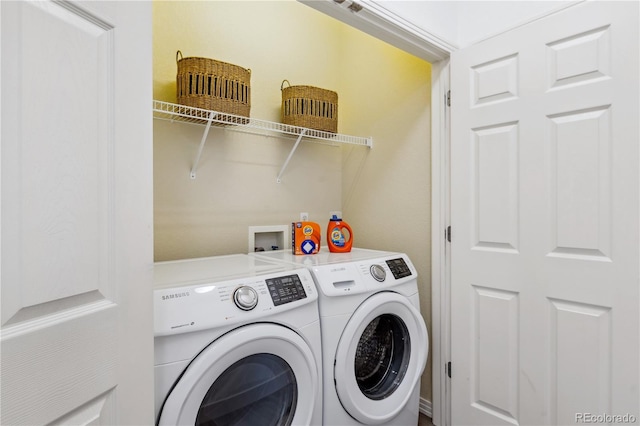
386,257,412,279
311,254,417,298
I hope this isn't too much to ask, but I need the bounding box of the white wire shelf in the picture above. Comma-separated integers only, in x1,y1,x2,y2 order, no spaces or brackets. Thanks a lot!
153,100,373,181
154,100,372,146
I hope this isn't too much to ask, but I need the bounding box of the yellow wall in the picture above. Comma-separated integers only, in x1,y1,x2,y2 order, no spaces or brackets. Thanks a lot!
153,0,432,403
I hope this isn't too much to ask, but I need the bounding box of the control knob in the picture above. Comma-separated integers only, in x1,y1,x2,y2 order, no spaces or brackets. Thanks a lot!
233,286,258,311
370,264,386,282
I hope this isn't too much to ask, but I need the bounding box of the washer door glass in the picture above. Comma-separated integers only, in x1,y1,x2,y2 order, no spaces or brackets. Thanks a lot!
355,314,410,400
196,353,297,426
158,323,319,426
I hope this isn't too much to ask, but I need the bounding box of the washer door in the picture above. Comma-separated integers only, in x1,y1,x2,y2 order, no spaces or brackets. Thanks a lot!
334,292,428,424
158,323,319,426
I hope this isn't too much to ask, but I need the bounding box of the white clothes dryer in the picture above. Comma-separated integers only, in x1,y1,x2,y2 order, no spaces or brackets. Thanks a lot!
251,248,429,426
153,254,322,426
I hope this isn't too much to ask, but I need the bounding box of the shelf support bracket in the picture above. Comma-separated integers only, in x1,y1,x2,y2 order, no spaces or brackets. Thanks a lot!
276,129,308,183
190,111,217,179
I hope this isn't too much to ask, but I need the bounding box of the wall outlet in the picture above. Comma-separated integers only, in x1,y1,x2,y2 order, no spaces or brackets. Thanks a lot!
300,212,309,221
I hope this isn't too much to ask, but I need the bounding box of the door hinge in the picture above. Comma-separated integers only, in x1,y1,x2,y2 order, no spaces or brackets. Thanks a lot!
445,226,451,242
447,361,452,378
446,90,451,107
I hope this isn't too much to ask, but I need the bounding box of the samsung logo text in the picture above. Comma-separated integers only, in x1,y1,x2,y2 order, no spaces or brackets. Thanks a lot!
161,291,190,301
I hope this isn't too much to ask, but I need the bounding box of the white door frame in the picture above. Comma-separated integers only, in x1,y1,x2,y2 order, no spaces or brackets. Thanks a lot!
430,58,451,426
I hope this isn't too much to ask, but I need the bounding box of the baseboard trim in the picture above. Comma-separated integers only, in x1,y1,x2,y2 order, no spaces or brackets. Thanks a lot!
419,397,433,418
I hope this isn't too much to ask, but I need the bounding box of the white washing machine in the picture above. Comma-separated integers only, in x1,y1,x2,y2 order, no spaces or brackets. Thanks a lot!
251,248,429,425
154,254,323,426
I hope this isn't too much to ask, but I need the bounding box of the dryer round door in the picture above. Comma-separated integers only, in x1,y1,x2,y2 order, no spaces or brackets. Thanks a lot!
158,323,319,426
334,292,428,424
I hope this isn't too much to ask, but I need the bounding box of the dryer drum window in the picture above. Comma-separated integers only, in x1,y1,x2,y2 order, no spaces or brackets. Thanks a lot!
195,353,298,426
354,314,411,400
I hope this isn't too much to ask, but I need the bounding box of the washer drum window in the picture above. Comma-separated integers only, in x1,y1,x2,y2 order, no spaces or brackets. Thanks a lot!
196,353,297,426
355,314,411,400
158,324,318,426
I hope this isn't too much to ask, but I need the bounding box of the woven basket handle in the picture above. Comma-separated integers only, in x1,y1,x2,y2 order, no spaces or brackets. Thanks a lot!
176,50,183,63
281,79,291,91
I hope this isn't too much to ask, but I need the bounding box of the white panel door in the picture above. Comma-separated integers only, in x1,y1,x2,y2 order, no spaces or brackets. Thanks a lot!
451,2,638,425
1,1,153,424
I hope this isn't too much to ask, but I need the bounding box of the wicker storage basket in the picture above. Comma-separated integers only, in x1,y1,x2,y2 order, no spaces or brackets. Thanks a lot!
281,80,338,133
176,51,251,119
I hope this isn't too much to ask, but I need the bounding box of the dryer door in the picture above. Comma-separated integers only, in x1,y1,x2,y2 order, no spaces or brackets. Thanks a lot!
334,292,428,424
158,323,319,426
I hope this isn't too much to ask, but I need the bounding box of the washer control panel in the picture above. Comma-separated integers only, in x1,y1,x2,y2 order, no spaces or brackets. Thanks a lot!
154,268,316,336
266,274,307,306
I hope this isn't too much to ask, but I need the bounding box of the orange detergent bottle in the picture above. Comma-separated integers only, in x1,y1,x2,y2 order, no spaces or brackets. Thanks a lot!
327,215,353,253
